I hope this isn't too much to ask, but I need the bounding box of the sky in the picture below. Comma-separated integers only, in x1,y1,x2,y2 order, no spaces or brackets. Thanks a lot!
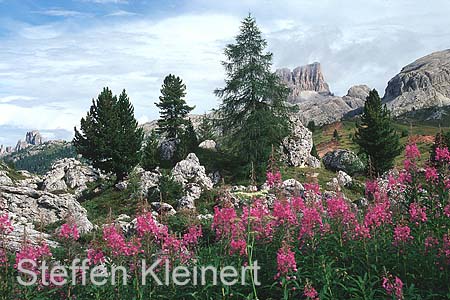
0,0,449,146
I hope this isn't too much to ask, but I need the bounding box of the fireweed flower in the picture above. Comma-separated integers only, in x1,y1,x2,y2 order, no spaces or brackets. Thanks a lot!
59,223,80,241
424,236,439,252
102,225,142,256
364,201,392,230
266,171,282,188
229,239,247,256
212,206,242,240
444,204,450,218
435,147,450,162
241,199,275,240
273,199,298,226
382,274,404,300
87,248,105,265
182,225,202,247
393,225,413,246
136,212,168,240
406,143,421,160
299,207,323,240
0,213,13,234
275,244,297,279
14,242,52,275
409,203,427,224
425,166,439,182
304,282,319,300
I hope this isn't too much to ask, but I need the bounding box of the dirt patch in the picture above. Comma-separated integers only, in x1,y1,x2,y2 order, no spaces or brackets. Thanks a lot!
317,140,340,157
408,135,435,144
322,122,343,135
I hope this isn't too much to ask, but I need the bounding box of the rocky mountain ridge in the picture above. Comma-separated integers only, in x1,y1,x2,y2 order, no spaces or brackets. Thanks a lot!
383,49,450,116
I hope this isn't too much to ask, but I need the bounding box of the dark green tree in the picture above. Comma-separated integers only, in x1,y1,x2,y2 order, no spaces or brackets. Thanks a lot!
311,143,319,159
141,131,160,171
307,120,317,133
175,119,198,161
353,89,401,175
214,14,291,170
197,114,215,142
333,129,340,141
155,74,194,139
74,88,143,181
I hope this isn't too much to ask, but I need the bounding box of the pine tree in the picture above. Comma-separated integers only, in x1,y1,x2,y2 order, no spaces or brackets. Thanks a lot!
155,74,194,139
333,129,340,141
74,88,143,181
197,114,215,142
175,119,198,161
141,131,160,171
353,89,401,175
311,143,319,159
215,14,291,170
307,121,317,133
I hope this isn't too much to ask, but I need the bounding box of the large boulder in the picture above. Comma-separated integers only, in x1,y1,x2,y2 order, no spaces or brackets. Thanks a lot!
171,153,213,209
322,149,364,175
41,158,99,194
281,116,320,168
160,138,178,161
133,167,161,196
0,170,13,185
198,140,217,151
0,185,93,233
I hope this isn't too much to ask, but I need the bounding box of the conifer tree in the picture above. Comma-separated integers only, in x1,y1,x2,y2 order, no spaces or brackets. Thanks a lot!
197,114,215,142
155,74,194,139
74,87,143,181
215,15,291,170
353,89,401,175
175,119,198,161
141,131,160,171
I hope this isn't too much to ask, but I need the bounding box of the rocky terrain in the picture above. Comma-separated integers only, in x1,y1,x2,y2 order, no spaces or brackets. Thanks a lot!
383,49,450,116
276,63,369,125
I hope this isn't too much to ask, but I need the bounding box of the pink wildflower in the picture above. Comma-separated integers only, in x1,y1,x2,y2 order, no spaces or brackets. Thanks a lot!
182,225,202,247
382,274,404,300
59,223,80,241
393,225,413,246
304,282,319,300
0,213,13,234
406,144,421,160
435,147,450,162
299,207,322,239
424,236,439,252
275,245,297,279
364,201,392,230
425,166,438,182
409,203,427,224
444,204,450,218
266,171,282,188
273,199,297,226
136,212,168,240
229,239,247,256
87,248,105,265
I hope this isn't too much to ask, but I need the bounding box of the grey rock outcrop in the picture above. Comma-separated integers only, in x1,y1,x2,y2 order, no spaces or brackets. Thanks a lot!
336,171,353,187
0,170,13,185
26,130,43,146
42,158,99,194
322,149,364,175
281,179,304,197
198,140,217,151
276,62,331,101
281,116,320,168
0,185,93,233
383,49,450,116
160,138,178,161
171,153,213,209
134,167,161,196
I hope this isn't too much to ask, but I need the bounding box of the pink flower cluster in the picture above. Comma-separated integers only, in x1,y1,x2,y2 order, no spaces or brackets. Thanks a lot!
364,201,392,230
435,147,450,162
304,283,319,300
59,223,80,241
14,242,52,274
393,225,413,246
425,166,439,182
0,213,13,234
266,171,282,188
406,143,421,160
102,225,141,256
275,244,297,279
87,248,105,265
382,274,404,300
409,203,427,224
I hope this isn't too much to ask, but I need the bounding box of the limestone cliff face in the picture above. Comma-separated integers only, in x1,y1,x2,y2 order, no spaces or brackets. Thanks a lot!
276,62,331,103
383,49,450,116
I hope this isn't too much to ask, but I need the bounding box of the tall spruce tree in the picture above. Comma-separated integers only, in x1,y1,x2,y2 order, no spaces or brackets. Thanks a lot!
73,87,143,181
141,130,160,171
353,89,401,175
215,15,291,169
155,74,194,139
197,114,215,142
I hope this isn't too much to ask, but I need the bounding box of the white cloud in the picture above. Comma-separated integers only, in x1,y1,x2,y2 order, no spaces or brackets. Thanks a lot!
34,9,89,17
106,10,137,17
